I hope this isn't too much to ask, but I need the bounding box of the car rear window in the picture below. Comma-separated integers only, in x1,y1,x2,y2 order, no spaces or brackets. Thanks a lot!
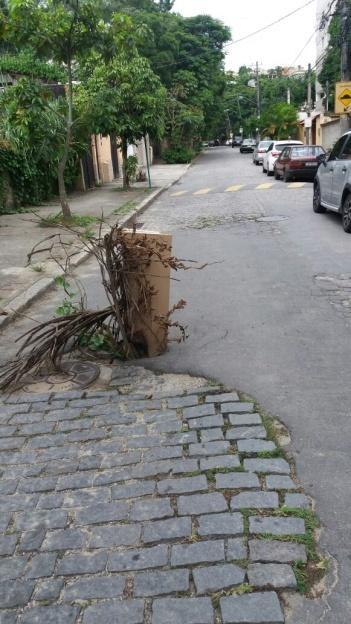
291,146,324,158
259,141,271,148
275,143,295,152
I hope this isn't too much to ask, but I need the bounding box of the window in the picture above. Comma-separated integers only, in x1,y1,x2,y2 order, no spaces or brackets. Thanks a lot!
329,136,348,161
280,148,290,159
339,136,351,160
291,146,325,158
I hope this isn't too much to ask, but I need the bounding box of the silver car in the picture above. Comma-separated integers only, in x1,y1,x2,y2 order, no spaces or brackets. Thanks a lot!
252,140,272,165
314,131,351,232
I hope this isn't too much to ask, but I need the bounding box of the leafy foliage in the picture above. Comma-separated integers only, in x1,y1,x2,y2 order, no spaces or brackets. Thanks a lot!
0,50,65,81
162,145,195,164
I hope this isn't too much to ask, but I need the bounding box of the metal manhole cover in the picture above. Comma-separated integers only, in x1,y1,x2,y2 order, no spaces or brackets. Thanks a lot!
256,215,288,222
21,360,100,394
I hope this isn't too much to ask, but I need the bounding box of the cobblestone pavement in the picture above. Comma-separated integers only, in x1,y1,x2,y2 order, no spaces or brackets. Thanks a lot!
0,381,313,623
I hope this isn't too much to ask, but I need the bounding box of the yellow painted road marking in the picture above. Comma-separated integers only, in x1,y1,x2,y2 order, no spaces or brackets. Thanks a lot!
193,187,212,195
225,185,243,192
288,182,305,188
256,183,275,190
171,190,187,197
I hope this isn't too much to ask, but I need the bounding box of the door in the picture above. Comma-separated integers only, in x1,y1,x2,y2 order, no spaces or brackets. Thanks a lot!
330,135,351,209
319,136,348,206
277,147,290,176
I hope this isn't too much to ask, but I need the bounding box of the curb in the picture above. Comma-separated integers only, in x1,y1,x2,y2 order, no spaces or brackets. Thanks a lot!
0,164,191,332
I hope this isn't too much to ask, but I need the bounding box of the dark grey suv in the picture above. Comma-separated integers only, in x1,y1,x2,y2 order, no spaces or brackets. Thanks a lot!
314,131,351,232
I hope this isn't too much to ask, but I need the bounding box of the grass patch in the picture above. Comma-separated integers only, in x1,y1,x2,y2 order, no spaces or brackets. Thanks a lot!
256,448,284,459
112,200,138,217
38,212,99,229
292,560,308,593
31,265,44,273
211,584,253,609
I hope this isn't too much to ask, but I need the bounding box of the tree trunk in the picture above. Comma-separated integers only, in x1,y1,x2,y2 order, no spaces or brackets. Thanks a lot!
121,137,129,190
58,55,74,219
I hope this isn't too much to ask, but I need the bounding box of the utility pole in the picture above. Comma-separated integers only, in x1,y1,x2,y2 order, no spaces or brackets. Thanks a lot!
287,87,291,105
255,61,261,140
306,62,312,144
340,0,351,133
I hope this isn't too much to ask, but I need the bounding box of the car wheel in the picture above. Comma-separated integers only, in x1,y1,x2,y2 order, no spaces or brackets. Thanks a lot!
267,166,273,176
283,170,290,183
313,182,326,213
342,194,351,232
262,164,267,173
274,168,280,180
255,160,259,166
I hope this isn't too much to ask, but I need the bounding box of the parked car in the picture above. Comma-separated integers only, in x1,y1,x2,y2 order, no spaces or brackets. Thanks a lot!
232,136,243,147
262,140,303,175
314,130,351,232
253,140,272,165
225,139,232,146
240,139,256,153
274,145,325,182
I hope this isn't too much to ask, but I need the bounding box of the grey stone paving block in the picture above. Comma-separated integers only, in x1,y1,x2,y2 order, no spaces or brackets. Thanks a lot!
167,396,199,408
25,553,57,579
0,611,17,624
152,597,214,624
284,493,310,508
0,437,25,451
200,455,240,471
143,446,183,462
111,480,155,500
0,580,35,608
57,417,95,432
229,413,262,426
123,399,161,411
37,492,65,510
0,425,18,436
183,404,216,419
249,539,307,563
193,563,245,594
226,427,267,441
20,422,55,435
108,544,168,572
177,492,228,515
56,551,108,576
171,540,225,566
143,410,176,424
34,578,64,601
127,435,163,449
0,535,17,556
68,429,108,444
231,492,279,510
89,523,141,548
75,502,129,526
237,439,276,453
69,397,111,408
249,516,305,536
157,475,208,495
111,424,147,436
0,514,11,532
221,402,254,414
10,412,42,425
220,592,284,623
266,475,298,490
188,414,224,429
63,576,125,600
206,392,240,403
0,556,28,580
198,512,243,537
45,459,78,475
201,428,224,442
143,517,192,544
243,458,290,474
189,441,230,457
101,450,141,468
248,563,297,589
163,431,198,445
2,494,39,512
134,569,189,597
18,529,45,553
18,605,79,624
227,538,247,560
215,472,260,490
151,420,182,434
130,498,174,521
19,476,57,494
27,434,67,449
63,487,110,508
43,528,87,551
83,600,144,624
94,468,130,486
78,455,101,471
132,458,198,478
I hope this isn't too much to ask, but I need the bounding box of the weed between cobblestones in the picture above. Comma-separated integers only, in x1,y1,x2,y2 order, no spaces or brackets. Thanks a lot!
212,583,253,609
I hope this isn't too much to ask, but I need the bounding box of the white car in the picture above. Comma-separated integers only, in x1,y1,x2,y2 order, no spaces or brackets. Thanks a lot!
262,140,303,176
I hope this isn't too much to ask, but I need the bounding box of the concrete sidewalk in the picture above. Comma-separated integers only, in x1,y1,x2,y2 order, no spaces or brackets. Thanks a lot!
0,164,188,328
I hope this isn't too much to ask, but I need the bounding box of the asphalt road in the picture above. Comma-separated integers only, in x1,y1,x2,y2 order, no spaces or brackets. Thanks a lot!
138,147,351,623
1,146,351,621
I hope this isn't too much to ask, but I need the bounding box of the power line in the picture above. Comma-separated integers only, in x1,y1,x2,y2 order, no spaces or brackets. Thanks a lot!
224,0,315,48
291,29,318,66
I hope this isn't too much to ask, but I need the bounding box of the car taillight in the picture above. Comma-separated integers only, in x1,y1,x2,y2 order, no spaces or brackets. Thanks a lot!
271,151,280,157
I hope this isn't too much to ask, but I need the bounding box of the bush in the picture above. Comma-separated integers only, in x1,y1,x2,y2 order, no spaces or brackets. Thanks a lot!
162,146,195,164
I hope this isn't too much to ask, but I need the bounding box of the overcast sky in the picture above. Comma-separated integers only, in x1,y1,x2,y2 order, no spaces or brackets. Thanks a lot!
173,0,317,72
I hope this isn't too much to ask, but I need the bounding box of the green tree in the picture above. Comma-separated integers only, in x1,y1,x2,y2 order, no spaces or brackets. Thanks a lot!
85,52,166,188
7,0,105,218
260,103,298,139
